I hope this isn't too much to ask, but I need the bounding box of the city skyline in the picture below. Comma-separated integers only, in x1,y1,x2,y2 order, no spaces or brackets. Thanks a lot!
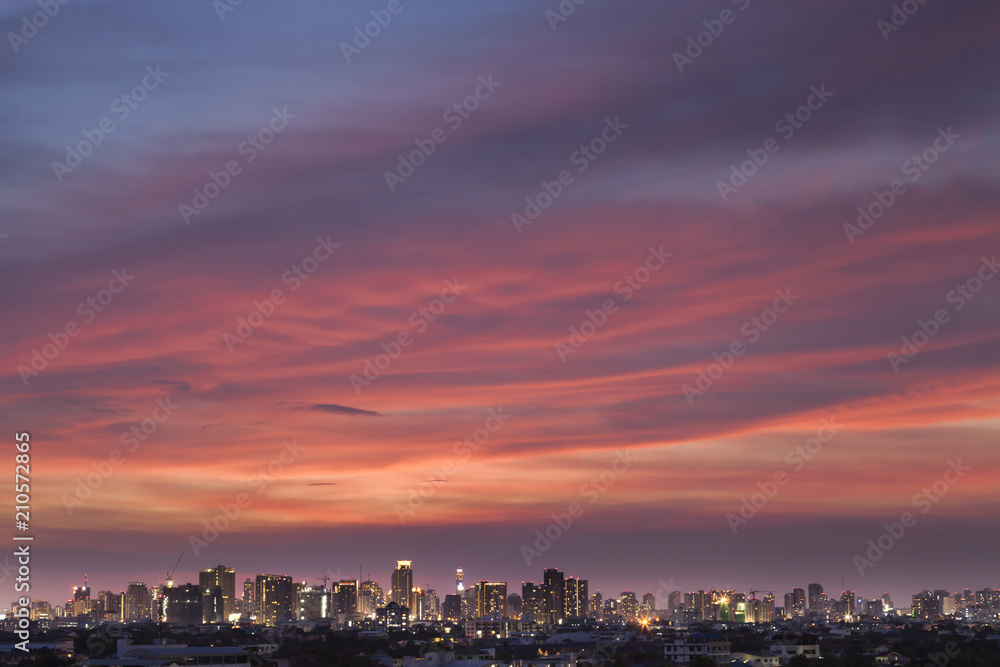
30,559,996,620
31,559,1000,630
3,0,999,620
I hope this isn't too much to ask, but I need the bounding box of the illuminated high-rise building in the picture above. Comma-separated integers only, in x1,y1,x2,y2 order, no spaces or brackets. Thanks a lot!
70,576,93,616
620,591,638,620
96,590,123,622
912,590,938,620
475,581,507,618
684,591,706,622
255,574,294,625
808,583,824,612
163,583,201,625
243,578,255,617
789,588,805,617
297,585,330,620
443,594,462,621
124,583,152,621
762,593,775,622
424,589,440,621
591,591,604,619
360,579,382,616
333,580,358,616
30,600,52,621
522,582,545,622
841,590,856,617
391,561,414,611
564,578,588,618
543,568,564,622
456,567,464,594
199,565,236,623
667,590,681,621
74,576,91,602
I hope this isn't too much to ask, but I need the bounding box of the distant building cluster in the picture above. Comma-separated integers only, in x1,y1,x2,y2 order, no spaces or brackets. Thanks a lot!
6,563,999,637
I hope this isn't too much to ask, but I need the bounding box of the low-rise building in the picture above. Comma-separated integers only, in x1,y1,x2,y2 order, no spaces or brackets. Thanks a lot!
663,634,731,665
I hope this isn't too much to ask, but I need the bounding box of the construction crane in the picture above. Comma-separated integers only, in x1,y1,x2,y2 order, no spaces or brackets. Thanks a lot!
165,551,184,588
748,589,775,600
158,551,184,638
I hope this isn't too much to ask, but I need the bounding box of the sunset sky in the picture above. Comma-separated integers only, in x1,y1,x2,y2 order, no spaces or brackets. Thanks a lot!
2,0,999,608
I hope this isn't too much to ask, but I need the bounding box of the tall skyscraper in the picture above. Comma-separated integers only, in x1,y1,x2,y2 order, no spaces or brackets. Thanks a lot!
808,583,824,612
543,568,564,622
522,582,545,622
297,585,329,620
667,590,681,621
124,583,152,622
255,574,294,625
790,588,805,617
762,593,775,623
163,584,201,625
71,577,93,616
243,577,255,617
456,567,464,594
360,579,382,616
620,591,638,620
199,565,236,623
424,589,440,621
333,580,358,616
74,576,91,602
684,591,707,622
841,590,856,617
391,561,414,612
475,581,507,618
443,594,462,621
565,578,588,618
96,590,123,622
